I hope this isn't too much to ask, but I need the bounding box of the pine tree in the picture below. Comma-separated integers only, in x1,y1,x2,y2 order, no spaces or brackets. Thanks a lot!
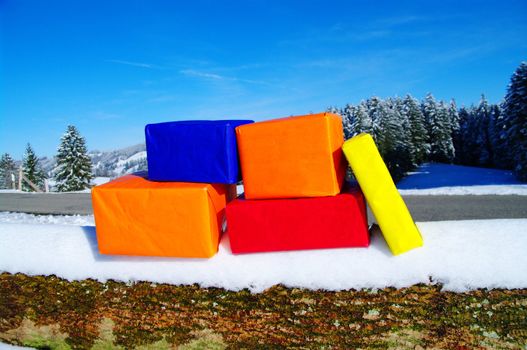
473,95,493,166
384,97,414,180
455,106,471,164
448,99,460,144
341,104,354,139
350,101,372,137
21,144,46,192
422,94,455,163
503,62,527,181
0,153,17,189
55,125,94,191
491,103,511,169
437,101,455,162
366,96,388,150
403,95,429,165
464,105,483,166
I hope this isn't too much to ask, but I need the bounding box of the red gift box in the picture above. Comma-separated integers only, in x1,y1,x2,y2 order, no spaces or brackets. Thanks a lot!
226,186,369,254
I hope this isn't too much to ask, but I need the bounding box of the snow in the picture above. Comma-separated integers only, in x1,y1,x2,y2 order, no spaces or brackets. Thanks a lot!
397,163,527,195
92,176,111,186
113,151,146,175
122,150,147,163
398,185,527,196
0,217,526,293
0,344,33,349
0,212,94,226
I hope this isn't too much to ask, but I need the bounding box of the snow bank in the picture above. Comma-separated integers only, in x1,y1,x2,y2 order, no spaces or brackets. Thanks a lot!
0,212,94,226
1,219,526,292
398,185,527,196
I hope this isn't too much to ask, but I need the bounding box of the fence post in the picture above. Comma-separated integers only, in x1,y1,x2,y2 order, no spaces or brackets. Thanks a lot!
17,167,43,192
18,167,22,191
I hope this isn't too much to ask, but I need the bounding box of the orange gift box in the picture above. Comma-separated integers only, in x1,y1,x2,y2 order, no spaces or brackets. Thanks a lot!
235,112,346,199
91,174,235,258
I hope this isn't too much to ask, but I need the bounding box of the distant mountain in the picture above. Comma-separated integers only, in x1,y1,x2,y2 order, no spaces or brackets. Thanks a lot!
39,144,147,179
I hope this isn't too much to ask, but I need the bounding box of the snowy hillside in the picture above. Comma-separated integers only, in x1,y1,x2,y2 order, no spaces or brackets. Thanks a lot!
40,143,147,179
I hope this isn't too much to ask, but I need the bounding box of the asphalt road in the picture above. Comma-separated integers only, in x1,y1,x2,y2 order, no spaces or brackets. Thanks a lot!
0,193,93,215
1,192,526,221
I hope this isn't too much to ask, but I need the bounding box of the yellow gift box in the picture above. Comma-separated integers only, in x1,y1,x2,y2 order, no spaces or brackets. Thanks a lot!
342,133,423,255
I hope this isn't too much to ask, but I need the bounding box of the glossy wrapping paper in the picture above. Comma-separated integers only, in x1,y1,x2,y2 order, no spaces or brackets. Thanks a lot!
226,186,369,254
92,174,236,258
342,133,423,255
145,120,253,184
235,113,346,199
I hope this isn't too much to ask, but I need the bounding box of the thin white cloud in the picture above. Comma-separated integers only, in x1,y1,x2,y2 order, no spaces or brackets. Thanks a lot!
106,59,158,69
91,111,123,120
180,69,268,85
375,15,427,27
147,95,178,103
180,69,224,80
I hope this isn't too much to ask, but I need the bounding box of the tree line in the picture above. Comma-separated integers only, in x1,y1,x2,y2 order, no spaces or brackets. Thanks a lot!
0,126,93,192
330,61,527,182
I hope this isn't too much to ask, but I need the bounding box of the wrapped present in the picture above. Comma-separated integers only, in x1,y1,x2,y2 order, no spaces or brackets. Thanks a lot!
145,120,253,184
91,173,236,258
342,133,423,255
226,186,369,254
235,112,346,199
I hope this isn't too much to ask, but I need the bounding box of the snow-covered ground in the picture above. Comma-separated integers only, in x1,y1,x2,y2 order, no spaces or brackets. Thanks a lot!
0,212,94,226
0,214,525,293
0,189,22,193
92,176,111,186
397,163,527,195
0,344,33,349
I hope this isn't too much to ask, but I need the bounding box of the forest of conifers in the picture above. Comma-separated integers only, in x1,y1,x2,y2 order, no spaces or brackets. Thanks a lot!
330,62,527,182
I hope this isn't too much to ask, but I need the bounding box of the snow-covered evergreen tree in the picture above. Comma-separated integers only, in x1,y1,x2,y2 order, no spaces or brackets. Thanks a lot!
54,125,93,191
384,97,413,180
340,104,354,139
437,101,455,162
348,102,372,138
422,94,455,163
21,144,46,192
366,96,389,150
403,95,429,165
448,99,460,138
0,153,17,189
455,106,471,164
464,105,483,166
474,95,493,166
490,103,511,169
503,62,527,180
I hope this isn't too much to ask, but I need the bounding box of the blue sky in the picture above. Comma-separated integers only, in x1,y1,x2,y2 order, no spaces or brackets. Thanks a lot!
1,0,526,159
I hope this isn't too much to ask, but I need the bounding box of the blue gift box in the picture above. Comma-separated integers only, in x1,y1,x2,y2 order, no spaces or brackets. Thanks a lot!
145,120,254,184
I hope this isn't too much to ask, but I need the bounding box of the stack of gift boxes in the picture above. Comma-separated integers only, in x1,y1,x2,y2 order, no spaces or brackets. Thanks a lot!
92,112,423,258
227,113,370,253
